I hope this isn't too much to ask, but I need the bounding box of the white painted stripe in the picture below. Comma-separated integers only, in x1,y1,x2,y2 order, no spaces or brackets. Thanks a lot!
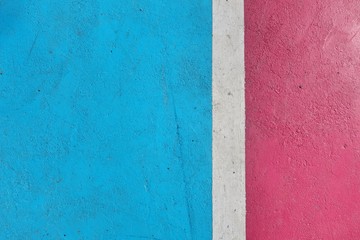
213,0,245,239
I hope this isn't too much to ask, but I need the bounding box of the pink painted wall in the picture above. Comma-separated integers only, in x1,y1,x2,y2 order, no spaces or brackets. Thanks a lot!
246,0,360,239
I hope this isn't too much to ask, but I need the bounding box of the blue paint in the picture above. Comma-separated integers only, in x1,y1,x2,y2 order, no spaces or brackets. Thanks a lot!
0,1,211,239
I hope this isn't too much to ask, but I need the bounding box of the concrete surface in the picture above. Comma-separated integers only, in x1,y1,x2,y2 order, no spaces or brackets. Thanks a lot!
246,0,360,239
213,0,245,239
0,1,211,239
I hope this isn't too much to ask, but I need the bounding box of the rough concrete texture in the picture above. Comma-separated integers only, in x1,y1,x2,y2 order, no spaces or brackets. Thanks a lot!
213,0,245,239
246,0,360,239
0,1,211,239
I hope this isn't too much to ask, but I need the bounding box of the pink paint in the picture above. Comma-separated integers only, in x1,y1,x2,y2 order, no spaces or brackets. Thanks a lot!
246,0,360,239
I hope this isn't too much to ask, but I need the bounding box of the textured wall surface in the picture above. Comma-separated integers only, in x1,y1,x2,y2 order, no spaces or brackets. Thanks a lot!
213,0,245,239
0,1,211,239
246,0,360,239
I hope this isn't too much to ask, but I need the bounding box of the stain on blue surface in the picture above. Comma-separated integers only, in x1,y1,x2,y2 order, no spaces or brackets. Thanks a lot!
0,0,211,239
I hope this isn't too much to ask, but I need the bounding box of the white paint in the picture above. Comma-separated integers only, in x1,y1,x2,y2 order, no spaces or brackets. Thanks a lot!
213,0,245,239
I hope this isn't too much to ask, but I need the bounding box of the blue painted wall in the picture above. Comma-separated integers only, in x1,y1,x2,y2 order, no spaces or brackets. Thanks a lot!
0,1,211,239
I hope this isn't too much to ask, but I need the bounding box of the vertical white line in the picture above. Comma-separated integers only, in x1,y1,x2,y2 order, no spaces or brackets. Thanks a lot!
213,0,245,239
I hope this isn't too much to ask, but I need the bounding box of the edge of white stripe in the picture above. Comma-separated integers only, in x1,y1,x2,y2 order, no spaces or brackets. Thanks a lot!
213,0,245,239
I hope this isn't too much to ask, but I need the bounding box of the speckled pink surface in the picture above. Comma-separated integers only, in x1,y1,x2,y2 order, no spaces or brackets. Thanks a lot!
246,0,360,239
